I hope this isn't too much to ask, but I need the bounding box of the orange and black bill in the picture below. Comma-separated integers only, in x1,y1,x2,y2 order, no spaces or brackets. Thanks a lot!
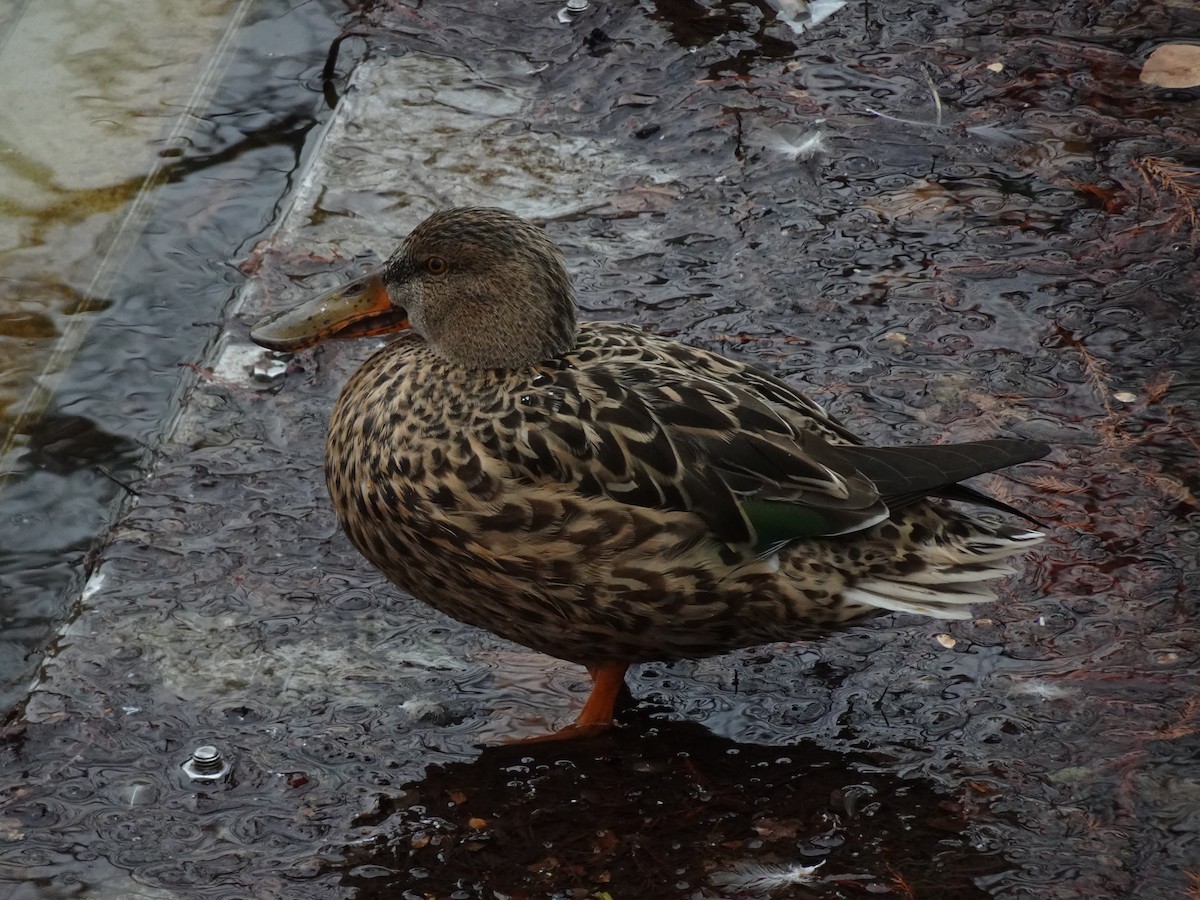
249,268,410,352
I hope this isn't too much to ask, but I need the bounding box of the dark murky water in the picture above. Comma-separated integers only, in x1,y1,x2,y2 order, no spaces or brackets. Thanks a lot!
338,716,1004,899
3,0,1199,898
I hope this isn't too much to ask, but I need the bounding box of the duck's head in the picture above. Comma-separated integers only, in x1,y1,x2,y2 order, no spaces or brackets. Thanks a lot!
250,207,578,369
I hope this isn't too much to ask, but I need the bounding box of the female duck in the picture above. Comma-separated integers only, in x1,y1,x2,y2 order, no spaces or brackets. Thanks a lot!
251,207,1047,739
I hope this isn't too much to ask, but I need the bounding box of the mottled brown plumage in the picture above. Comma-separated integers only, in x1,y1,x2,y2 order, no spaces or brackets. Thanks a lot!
252,207,1048,738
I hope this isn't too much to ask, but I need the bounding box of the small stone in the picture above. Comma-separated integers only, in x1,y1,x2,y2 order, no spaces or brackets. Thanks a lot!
1141,44,1200,89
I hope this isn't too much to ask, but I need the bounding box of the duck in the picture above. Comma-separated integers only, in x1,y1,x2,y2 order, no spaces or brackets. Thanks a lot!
250,207,1049,740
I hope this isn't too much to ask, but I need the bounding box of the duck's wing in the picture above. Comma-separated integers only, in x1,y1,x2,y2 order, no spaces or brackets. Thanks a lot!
503,327,1047,550
530,361,888,547
628,331,1050,524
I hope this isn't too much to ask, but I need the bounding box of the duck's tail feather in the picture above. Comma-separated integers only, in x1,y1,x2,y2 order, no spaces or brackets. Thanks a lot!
834,438,1050,523
844,524,1044,619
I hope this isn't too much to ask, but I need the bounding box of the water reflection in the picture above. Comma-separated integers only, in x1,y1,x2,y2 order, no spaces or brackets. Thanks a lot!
333,712,1001,899
0,0,343,713
19,410,141,480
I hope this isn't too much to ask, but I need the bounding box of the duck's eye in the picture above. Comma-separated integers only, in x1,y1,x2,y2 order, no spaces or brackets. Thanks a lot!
426,256,448,275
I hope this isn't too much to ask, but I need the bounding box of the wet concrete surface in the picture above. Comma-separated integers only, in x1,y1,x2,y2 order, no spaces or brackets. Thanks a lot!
3,1,1200,898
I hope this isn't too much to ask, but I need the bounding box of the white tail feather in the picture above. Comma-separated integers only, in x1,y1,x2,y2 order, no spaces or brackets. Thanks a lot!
900,564,1016,584
840,528,1042,619
843,586,991,619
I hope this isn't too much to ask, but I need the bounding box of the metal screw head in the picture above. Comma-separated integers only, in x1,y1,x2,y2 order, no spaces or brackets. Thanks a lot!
182,744,231,781
251,353,289,384
558,0,589,22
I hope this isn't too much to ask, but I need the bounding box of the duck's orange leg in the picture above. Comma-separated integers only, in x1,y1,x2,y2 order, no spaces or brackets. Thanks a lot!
576,663,628,731
513,663,629,743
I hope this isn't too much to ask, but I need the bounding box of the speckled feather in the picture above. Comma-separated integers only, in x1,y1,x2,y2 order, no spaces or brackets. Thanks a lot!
325,296,1045,665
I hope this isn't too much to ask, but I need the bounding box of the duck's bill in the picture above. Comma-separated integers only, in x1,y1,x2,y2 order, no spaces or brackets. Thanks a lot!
249,269,410,352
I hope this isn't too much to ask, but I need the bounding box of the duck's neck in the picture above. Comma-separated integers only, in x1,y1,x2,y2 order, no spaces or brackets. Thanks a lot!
419,284,578,370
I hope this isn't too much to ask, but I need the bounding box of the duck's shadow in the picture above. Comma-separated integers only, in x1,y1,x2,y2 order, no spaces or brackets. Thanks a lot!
332,707,1005,898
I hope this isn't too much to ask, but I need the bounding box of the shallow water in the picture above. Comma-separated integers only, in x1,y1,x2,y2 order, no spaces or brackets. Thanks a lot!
0,0,345,712
2,0,1199,898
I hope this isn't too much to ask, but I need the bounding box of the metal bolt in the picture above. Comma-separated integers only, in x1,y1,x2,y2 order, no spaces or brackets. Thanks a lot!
251,354,289,384
558,0,589,23
182,745,231,781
